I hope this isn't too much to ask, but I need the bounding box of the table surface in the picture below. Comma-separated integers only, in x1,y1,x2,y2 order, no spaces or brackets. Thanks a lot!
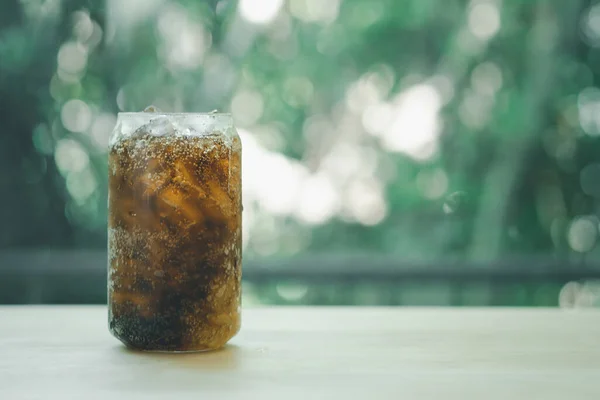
1,307,599,400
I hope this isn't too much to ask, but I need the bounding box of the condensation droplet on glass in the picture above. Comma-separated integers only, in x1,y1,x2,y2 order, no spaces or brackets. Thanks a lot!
144,105,162,113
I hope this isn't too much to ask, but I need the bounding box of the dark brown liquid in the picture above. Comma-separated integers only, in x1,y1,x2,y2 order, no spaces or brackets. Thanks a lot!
108,132,241,351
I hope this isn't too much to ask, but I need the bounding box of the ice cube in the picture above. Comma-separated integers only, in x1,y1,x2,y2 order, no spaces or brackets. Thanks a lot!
139,159,170,195
134,114,199,138
135,116,176,137
156,184,204,226
172,160,208,198
178,123,197,137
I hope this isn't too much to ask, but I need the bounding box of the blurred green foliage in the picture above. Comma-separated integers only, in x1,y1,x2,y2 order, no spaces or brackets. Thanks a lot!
2,0,600,271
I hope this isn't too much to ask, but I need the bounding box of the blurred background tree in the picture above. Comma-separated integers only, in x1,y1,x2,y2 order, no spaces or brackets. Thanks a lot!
2,0,600,306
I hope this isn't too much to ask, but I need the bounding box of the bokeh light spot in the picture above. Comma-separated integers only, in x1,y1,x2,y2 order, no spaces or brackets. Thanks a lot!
239,0,284,25
468,2,501,40
57,41,88,74
381,84,443,161
231,90,264,127
583,4,600,47
345,180,388,226
61,99,92,133
289,0,341,24
559,281,581,308
66,168,98,204
559,281,600,308
72,10,94,43
54,139,90,176
578,87,600,136
567,217,597,253
428,75,455,105
362,103,394,136
459,90,493,129
471,62,503,96
283,76,314,108
295,174,340,225
417,169,449,200
91,113,117,150
276,283,308,302
157,6,211,70
580,163,600,197
32,124,54,155
86,21,103,48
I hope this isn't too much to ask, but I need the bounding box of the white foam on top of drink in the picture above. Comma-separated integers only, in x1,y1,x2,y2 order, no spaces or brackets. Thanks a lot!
110,109,236,148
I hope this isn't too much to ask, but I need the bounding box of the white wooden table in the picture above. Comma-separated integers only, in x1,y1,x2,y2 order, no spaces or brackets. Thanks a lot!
0,307,599,399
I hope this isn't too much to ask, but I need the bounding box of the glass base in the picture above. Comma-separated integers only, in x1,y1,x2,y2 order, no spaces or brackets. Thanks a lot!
138,347,220,354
